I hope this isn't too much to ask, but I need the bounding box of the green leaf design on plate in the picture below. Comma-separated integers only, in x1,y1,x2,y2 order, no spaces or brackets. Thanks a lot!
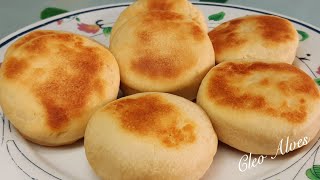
297,30,309,41
315,78,320,86
313,165,320,177
200,0,228,3
103,27,112,37
208,12,225,21
40,7,68,20
76,17,80,22
306,168,320,180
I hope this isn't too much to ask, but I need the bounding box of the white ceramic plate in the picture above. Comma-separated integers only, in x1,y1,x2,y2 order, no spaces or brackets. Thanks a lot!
1,2,320,180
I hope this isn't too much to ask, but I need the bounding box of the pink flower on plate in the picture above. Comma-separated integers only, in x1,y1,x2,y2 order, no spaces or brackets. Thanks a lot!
317,66,320,75
77,23,100,34
57,19,63,25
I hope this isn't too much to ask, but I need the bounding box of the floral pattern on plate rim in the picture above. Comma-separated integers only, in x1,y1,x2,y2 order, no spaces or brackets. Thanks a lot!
0,3,319,180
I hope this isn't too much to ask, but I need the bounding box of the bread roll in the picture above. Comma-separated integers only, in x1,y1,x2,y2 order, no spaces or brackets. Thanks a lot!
85,92,217,180
208,15,299,64
197,61,320,155
110,0,214,100
0,30,120,146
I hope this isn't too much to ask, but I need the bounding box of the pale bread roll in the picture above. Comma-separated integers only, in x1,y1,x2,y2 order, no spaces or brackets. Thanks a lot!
0,30,120,146
197,61,320,155
110,0,214,100
85,92,217,180
110,0,207,43
208,15,299,64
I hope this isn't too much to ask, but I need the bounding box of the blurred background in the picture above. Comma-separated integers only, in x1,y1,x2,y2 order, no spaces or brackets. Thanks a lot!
0,0,319,39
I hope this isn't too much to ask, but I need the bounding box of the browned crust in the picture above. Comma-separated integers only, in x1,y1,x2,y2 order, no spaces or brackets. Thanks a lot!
208,18,247,55
128,11,205,80
146,0,187,11
206,62,319,123
208,15,297,55
5,30,57,57
105,94,196,148
2,32,111,130
3,57,29,79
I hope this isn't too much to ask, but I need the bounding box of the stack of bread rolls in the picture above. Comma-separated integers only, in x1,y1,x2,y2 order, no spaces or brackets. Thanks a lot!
0,0,319,179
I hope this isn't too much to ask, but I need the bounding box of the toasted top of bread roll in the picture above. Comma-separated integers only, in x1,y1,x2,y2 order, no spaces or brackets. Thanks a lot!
0,30,120,146
110,0,207,42
197,61,320,155
110,9,214,99
208,15,299,64
5,30,59,58
85,92,217,180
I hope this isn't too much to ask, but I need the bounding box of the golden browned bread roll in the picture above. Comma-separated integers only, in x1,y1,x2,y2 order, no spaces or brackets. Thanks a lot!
110,0,214,100
197,61,320,155
208,15,299,64
0,30,120,146
85,92,217,180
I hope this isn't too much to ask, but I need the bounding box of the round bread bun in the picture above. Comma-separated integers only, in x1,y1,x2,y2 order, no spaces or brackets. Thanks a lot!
85,92,217,180
110,5,214,100
197,61,320,155
208,15,299,64
110,0,208,43
0,30,120,146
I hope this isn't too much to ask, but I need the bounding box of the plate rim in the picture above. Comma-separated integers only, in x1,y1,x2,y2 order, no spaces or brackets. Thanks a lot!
0,1,319,180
